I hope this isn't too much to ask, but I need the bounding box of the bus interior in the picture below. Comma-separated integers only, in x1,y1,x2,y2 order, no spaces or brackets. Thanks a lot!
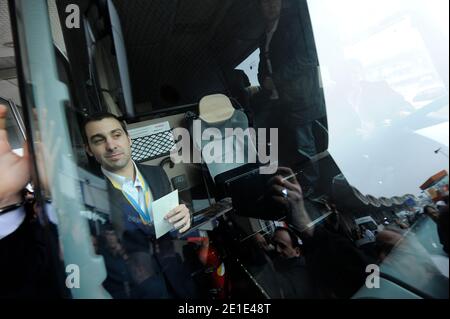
1,0,449,299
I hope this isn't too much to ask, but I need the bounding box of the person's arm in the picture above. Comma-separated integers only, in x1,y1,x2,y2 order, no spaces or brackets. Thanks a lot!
266,167,314,238
271,10,319,91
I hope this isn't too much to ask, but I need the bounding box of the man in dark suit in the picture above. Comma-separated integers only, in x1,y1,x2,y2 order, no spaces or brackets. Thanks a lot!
82,112,195,298
256,0,327,194
270,227,316,298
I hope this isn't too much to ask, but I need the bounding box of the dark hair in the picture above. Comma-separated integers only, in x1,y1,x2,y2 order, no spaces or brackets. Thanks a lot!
82,112,128,145
274,226,303,250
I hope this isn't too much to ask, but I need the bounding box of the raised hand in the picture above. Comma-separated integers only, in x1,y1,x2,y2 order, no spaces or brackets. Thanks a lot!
0,104,30,207
266,167,314,237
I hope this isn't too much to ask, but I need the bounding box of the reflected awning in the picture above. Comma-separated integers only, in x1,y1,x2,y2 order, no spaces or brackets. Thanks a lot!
332,174,418,211
420,170,449,190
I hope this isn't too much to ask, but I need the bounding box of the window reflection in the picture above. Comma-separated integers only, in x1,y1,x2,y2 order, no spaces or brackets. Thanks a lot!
2,0,448,300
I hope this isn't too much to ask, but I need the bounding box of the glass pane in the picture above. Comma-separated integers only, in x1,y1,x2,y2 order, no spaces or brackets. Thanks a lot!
308,0,449,197
6,0,448,300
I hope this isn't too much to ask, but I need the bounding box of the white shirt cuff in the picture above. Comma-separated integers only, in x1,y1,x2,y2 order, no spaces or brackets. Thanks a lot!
0,206,26,240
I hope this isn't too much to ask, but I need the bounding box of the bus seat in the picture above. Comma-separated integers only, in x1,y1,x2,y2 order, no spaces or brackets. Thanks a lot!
192,94,258,183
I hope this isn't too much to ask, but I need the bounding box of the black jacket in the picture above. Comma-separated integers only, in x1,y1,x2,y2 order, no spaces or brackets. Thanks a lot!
103,164,198,299
0,203,67,298
258,2,326,125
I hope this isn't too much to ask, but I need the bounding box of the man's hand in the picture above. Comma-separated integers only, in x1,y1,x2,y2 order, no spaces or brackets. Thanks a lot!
0,104,30,207
165,204,191,233
266,167,313,237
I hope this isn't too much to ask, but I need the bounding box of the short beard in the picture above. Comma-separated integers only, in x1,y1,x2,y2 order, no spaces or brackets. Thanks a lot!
102,156,131,173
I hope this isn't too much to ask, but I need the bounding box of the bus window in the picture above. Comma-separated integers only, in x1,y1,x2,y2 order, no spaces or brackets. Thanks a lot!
3,0,448,300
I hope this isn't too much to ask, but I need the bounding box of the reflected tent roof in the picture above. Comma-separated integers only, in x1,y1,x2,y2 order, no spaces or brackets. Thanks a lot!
331,174,418,212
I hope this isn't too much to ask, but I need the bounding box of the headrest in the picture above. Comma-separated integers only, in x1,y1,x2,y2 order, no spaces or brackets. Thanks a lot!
199,94,235,124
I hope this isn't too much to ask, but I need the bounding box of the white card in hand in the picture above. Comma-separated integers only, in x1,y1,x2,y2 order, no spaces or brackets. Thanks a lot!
152,190,179,239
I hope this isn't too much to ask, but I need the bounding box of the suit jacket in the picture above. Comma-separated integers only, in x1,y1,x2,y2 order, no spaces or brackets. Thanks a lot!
103,164,198,299
107,164,172,239
258,2,326,125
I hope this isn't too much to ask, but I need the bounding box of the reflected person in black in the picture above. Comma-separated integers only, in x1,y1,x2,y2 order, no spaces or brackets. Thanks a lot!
128,252,169,299
263,167,370,298
271,227,315,298
98,228,131,299
256,0,327,196
322,201,355,241
156,238,200,298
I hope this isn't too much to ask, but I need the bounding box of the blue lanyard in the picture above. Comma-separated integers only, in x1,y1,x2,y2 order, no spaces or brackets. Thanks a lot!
108,172,153,225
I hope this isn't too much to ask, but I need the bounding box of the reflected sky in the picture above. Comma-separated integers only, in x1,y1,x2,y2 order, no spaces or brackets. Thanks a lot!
307,0,449,197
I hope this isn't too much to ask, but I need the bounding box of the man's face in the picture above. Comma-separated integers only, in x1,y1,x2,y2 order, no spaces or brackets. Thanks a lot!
272,230,300,259
260,0,282,22
85,118,132,172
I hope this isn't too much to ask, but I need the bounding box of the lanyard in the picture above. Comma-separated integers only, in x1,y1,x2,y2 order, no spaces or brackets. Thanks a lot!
107,170,153,225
